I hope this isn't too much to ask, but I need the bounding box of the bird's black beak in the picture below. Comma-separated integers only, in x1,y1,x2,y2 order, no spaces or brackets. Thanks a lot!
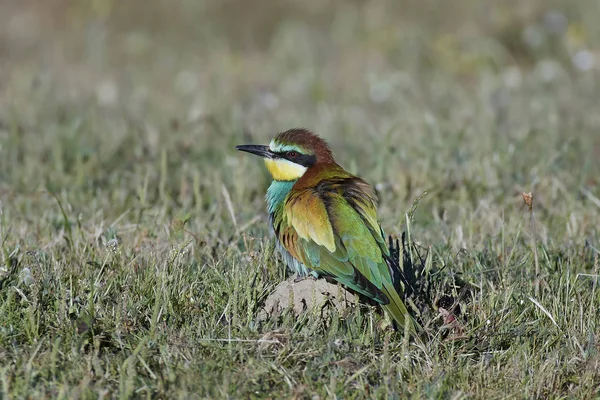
235,144,274,159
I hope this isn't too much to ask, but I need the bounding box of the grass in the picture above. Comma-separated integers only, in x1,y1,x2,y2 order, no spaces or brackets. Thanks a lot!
1,0,599,398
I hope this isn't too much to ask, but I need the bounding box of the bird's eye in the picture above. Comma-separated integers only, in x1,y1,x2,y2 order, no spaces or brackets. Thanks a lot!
287,151,298,158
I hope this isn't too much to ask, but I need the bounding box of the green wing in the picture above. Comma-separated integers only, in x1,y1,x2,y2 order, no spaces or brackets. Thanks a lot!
287,177,389,298
283,176,411,329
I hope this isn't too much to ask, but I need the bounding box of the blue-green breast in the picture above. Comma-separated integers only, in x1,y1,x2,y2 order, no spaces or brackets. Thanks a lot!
266,180,317,277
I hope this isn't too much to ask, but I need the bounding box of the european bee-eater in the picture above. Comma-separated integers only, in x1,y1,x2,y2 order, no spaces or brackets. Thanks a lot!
236,128,415,331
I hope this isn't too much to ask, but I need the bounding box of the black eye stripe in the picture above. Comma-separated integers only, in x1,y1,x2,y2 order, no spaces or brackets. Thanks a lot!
276,151,317,167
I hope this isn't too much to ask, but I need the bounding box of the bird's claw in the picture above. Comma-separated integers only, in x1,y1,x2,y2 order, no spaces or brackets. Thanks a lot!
293,274,315,283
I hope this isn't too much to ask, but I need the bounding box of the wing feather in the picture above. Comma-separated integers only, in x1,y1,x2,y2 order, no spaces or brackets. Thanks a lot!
280,176,395,304
286,189,336,253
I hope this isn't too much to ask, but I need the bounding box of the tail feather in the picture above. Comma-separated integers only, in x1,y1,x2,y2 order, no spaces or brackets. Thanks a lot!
382,282,420,333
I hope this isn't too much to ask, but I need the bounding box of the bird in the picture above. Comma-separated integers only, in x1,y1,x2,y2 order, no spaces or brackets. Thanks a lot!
236,128,416,332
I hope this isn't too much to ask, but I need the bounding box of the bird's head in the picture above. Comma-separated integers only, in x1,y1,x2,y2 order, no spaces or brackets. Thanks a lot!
236,128,334,181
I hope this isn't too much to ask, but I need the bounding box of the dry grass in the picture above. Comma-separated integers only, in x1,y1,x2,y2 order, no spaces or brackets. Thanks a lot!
0,0,599,398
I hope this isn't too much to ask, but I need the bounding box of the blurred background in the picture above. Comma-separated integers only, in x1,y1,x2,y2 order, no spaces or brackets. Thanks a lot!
0,0,598,248
2,3,600,396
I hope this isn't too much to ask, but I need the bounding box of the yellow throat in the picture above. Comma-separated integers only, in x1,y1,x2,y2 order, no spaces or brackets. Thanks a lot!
264,158,308,181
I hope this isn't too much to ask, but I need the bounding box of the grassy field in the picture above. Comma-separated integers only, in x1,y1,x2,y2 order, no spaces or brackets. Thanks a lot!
1,1,599,398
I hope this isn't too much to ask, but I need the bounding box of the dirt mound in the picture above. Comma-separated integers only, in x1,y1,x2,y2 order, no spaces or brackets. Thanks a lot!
259,277,357,320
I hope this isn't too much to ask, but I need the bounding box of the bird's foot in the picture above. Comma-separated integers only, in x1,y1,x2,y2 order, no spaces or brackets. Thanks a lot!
293,274,316,283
